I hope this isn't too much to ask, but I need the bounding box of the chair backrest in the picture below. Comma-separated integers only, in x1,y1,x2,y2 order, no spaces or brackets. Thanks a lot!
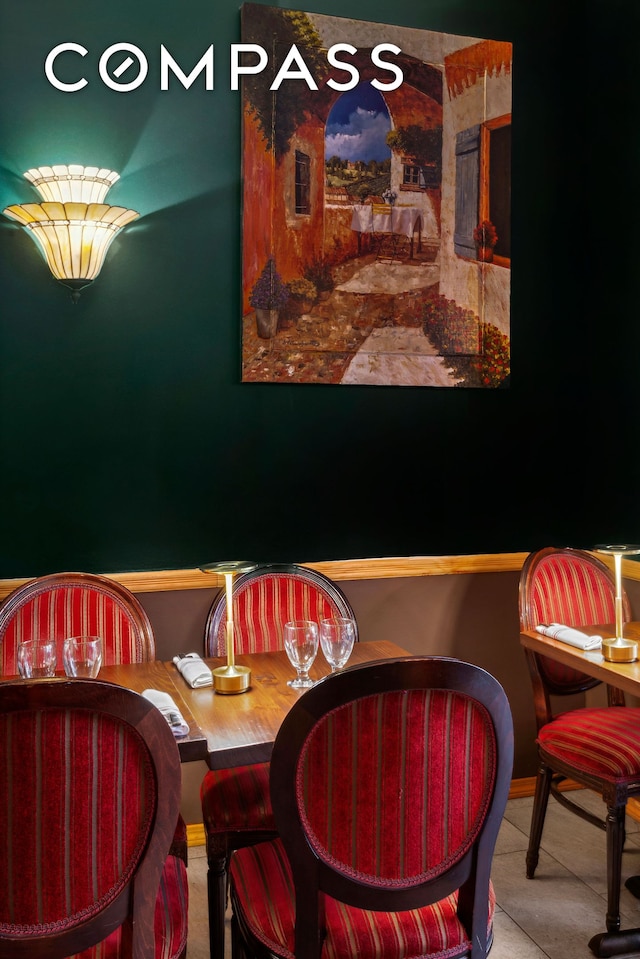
0,572,155,676
518,547,629,720
269,656,513,959
371,202,392,216
0,678,181,959
204,563,357,657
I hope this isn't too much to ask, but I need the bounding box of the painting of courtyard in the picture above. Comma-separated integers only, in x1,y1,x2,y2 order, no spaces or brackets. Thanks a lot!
240,4,512,387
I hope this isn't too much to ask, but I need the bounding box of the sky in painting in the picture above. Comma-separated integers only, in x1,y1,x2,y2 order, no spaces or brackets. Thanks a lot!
325,82,391,162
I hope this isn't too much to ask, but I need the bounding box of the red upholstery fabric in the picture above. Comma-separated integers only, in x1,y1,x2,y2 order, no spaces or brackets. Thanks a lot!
200,761,275,834
209,572,345,656
70,855,188,959
0,699,188,959
230,670,507,959
523,551,618,688
0,575,187,870
0,580,152,677
231,837,496,959
537,706,640,781
300,689,495,882
0,709,154,931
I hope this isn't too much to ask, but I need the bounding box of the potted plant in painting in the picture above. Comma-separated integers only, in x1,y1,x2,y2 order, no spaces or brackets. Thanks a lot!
249,257,289,338
473,220,498,262
285,277,317,317
303,256,334,301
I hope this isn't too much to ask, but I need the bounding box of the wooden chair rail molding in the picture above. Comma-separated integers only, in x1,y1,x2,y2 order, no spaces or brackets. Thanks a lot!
0,554,525,600
1,551,639,601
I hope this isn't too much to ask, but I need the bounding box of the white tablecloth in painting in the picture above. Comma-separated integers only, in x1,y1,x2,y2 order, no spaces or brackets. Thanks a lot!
350,205,422,238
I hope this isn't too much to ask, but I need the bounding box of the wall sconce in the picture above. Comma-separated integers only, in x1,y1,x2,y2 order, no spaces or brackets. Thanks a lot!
2,164,139,303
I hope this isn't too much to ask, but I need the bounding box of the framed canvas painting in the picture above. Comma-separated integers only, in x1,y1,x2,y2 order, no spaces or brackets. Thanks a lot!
240,4,512,387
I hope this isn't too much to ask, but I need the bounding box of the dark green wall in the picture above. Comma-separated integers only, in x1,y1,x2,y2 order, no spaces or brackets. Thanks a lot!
0,0,638,577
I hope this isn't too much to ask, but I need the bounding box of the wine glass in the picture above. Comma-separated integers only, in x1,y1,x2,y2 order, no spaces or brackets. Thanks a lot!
320,617,356,671
17,639,57,678
63,636,103,678
283,620,318,688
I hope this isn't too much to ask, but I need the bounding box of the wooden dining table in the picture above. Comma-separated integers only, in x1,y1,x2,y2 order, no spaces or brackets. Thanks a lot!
520,621,640,958
100,640,410,769
520,621,640,698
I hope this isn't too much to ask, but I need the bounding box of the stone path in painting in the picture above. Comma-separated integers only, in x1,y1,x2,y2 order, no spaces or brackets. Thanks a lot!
341,327,462,386
242,252,462,386
333,258,462,386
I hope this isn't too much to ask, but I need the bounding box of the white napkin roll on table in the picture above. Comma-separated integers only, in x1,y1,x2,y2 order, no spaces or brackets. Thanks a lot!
535,623,602,650
172,652,214,688
142,688,190,737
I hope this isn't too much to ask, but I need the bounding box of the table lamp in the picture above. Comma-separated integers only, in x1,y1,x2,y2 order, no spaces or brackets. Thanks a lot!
199,560,257,693
593,544,640,662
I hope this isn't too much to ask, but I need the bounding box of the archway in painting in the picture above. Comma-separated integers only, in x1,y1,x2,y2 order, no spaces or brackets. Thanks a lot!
317,58,444,270
324,82,393,205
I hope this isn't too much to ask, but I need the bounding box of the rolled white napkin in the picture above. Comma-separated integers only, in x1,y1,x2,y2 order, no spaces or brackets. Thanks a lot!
535,623,602,650
142,689,190,737
172,653,213,688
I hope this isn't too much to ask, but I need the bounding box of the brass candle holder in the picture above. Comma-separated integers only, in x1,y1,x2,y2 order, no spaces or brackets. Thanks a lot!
594,544,640,662
199,560,257,693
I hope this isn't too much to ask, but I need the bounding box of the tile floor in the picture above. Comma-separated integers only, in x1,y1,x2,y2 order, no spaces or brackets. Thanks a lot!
185,790,640,958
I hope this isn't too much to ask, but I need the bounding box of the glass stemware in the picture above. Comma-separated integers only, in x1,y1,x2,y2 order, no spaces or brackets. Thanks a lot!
17,639,57,678
283,620,318,688
320,617,356,671
63,635,103,678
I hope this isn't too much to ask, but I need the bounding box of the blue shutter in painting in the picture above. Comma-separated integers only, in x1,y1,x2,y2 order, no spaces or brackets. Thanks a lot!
454,125,480,258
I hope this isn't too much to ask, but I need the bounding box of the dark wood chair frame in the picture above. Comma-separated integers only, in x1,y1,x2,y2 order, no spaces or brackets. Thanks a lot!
519,546,639,941
230,655,514,959
203,562,358,959
0,678,182,959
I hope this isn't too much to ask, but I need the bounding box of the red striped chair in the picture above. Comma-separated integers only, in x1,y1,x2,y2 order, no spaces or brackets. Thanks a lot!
229,656,513,959
519,546,640,943
0,678,188,959
200,563,358,959
0,572,188,863
0,572,154,673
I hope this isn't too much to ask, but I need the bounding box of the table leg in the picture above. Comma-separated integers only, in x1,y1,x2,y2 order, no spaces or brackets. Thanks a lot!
588,928,640,957
625,876,640,898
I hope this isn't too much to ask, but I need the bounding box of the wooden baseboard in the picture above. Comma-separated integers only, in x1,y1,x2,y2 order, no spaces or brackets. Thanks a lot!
187,822,206,847
507,776,583,800
507,776,537,800
627,799,640,822
506,777,640,822
184,778,640,846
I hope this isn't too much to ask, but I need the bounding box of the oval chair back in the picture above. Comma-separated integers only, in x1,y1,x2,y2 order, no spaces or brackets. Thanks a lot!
204,562,358,656
0,678,187,959
229,656,513,959
0,571,155,677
